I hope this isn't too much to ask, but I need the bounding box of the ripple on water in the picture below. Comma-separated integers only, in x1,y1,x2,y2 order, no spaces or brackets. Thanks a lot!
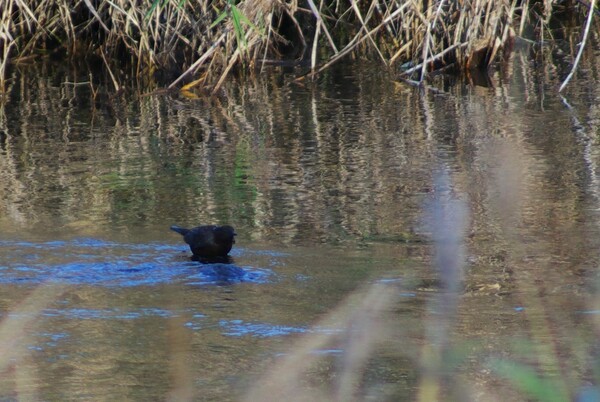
38,307,175,319
0,238,275,287
215,320,347,338
219,319,308,338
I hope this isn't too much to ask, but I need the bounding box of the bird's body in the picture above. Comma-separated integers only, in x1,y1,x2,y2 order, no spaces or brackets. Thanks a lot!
170,224,236,258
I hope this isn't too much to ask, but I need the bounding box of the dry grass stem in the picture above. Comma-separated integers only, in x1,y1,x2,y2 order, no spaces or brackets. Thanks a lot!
244,282,398,401
0,284,67,373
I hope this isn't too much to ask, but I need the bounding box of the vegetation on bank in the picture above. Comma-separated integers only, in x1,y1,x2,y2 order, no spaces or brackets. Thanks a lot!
0,0,596,93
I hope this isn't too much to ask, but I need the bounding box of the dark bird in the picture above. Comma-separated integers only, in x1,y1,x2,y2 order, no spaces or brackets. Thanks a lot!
170,224,236,258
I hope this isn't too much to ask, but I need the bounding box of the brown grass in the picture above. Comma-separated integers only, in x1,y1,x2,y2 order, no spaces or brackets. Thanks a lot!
0,0,585,93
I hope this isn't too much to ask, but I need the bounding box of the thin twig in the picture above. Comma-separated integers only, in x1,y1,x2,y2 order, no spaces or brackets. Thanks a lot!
311,0,324,72
212,48,240,95
168,32,227,89
350,0,386,64
558,0,596,92
420,0,446,82
306,0,339,54
82,0,110,32
101,49,120,92
402,42,467,77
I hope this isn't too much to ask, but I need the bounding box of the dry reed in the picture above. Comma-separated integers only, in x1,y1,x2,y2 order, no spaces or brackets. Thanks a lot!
0,0,589,93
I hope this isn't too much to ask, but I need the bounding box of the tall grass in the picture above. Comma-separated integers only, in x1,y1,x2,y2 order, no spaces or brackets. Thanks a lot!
0,0,590,93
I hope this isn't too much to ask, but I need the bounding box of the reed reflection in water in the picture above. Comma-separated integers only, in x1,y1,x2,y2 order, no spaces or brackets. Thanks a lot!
0,59,600,399
0,65,430,246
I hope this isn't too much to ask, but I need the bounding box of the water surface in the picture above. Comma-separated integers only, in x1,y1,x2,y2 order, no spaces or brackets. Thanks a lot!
1,56,600,400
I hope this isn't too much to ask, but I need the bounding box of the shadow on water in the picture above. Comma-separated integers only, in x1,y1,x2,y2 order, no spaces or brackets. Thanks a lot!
0,238,273,287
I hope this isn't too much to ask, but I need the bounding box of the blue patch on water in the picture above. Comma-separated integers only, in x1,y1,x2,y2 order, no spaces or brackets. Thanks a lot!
40,241,68,247
26,332,70,353
295,274,310,281
31,332,70,349
39,332,70,342
184,314,207,330
186,264,271,285
71,238,113,248
310,349,344,355
219,319,308,338
0,238,275,288
377,277,403,284
39,307,175,320
217,321,342,338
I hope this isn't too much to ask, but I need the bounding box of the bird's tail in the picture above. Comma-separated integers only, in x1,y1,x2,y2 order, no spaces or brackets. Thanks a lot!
170,225,189,235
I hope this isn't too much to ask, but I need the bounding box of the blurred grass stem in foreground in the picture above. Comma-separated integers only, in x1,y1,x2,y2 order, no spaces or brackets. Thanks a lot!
417,168,470,401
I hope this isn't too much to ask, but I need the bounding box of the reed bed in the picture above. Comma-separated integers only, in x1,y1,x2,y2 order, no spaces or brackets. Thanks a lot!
0,0,592,93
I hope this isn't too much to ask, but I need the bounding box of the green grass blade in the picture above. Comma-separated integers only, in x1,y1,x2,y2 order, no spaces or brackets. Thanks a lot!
231,5,247,49
210,6,228,29
491,359,569,402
